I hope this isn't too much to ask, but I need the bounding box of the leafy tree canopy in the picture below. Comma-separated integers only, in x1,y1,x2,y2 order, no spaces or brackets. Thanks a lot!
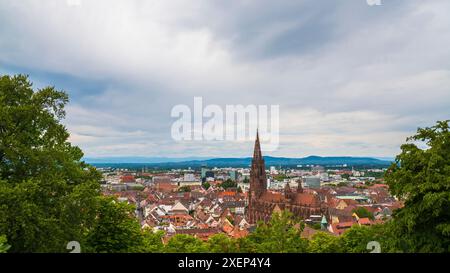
84,196,145,253
220,179,237,189
238,210,308,253
0,235,10,253
353,207,374,220
165,234,208,253
308,232,341,253
0,75,101,252
207,233,238,253
385,120,450,252
202,181,211,190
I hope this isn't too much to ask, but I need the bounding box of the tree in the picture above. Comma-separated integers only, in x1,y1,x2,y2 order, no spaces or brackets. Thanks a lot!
0,75,101,252
178,185,191,192
339,225,376,253
207,233,238,253
339,223,398,253
385,120,450,252
0,75,164,254
164,234,209,253
220,179,237,189
238,210,308,253
140,229,165,253
274,174,288,182
353,207,374,220
84,196,145,253
308,232,342,253
0,235,10,253
341,173,351,180
202,181,211,190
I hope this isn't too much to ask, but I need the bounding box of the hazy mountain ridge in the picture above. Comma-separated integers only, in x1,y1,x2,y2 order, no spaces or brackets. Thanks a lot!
83,156,212,164
85,155,393,168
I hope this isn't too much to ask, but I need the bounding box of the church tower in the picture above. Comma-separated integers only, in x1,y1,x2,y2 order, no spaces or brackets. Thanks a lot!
248,130,267,224
249,130,267,198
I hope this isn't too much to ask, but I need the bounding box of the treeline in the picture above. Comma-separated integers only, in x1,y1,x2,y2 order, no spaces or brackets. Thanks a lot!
61,209,404,253
96,210,401,253
1,75,449,253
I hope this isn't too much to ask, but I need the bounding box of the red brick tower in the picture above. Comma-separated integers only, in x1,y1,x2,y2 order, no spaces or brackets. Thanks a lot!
248,130,267,223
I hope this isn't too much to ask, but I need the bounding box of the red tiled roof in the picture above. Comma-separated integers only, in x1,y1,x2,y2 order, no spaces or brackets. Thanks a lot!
162,214,193,220
222,223,234,234
121,175,135,183
155,183,177,192
358,217,372,225
294,193,320,206
370,184,389,189
175,228,221,241
218,191,237,198
337,221,355,229
260,191,285,202
229,227,248,238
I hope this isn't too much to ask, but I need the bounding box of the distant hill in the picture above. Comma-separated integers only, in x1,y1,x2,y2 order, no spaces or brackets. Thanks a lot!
85,155,393,169
83,156,212,164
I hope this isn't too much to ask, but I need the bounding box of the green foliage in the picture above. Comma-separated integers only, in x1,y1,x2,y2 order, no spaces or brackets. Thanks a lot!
140,229,165,253
0,75,164,253
339,223,398,253
165,234,208,253
178,185,191,192
341,173,351,180
202,181,211,190
0,75,101,252
0,235,11,253
385,120,450,252
308,232,341,253
84,196,144,253
274,174,288,181
207,233,238,253
220,179,237,189
237,210,308,253
353,207,374,220
339,225,376,253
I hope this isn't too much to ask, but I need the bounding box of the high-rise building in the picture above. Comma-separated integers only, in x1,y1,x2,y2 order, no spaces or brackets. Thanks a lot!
304,176,321,188
229,170,238,181
201,167,215,183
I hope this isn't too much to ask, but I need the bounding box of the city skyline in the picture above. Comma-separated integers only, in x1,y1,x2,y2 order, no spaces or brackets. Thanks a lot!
1,0,450,158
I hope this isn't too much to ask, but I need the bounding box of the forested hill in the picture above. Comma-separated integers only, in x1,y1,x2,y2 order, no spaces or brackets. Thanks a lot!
86,155,392,168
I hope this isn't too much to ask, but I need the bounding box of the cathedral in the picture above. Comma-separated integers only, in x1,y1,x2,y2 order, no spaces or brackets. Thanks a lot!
247,131,326,224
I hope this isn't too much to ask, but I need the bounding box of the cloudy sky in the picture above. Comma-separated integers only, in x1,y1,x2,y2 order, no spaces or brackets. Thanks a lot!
1,0,449,158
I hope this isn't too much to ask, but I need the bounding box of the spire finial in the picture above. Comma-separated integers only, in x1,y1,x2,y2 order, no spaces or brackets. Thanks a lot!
253,129,262,160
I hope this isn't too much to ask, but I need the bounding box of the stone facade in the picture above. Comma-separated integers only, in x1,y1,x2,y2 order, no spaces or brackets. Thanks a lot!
247,131,326,224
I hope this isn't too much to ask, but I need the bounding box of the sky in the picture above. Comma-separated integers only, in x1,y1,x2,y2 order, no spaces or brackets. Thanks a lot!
1,0,449,158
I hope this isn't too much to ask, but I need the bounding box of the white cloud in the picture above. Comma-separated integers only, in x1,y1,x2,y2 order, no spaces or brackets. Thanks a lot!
1,0,449,157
